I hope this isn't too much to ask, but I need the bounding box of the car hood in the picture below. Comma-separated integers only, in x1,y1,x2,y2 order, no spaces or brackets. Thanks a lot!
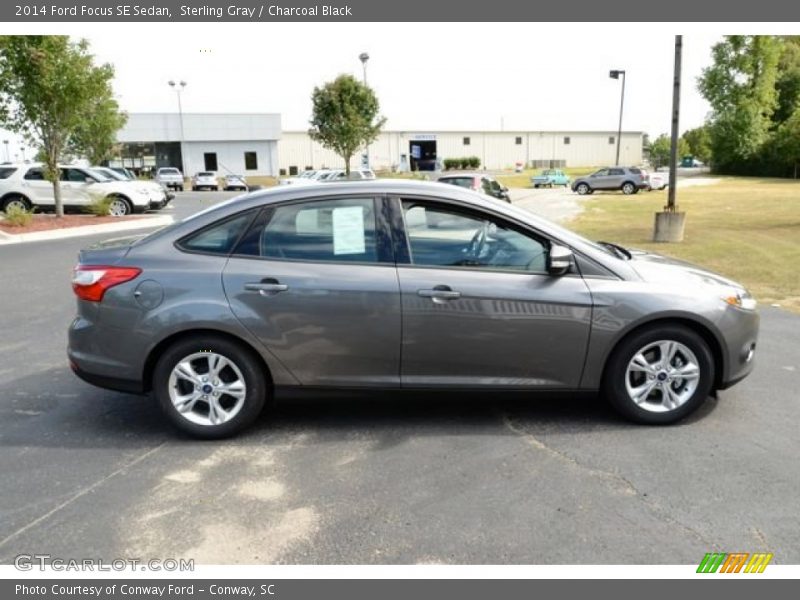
627,249,744,291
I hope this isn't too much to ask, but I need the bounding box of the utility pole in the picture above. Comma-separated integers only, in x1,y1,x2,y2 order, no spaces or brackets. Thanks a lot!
359,52,370,170
667,35,682,212
609,69,626,165
653,35,686,242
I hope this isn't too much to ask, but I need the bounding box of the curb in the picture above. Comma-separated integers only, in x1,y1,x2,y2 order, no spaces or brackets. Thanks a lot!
0,214,174,245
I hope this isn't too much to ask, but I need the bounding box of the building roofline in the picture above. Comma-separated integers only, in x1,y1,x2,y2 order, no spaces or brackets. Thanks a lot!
281,129,644,135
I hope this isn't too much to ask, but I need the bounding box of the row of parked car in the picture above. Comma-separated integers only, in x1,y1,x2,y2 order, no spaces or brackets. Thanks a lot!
0,163,172,216
532,167,670,195
278,168,377,185
152,168,249,192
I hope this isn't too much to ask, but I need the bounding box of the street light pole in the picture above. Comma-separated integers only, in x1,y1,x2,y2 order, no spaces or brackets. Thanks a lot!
2,140,9,163
168,80,188,176
609,69,626,166
359,52,370,170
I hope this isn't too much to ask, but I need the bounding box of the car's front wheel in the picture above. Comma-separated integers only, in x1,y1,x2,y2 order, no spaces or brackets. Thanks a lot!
2,194,31,212
107,196,132,217
153,335,268,438
575,183,590,195
602,325,714,424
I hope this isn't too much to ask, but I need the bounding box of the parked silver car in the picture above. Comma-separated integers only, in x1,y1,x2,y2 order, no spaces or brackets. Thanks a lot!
572,167,649,195
68,180,758,438
155,167,185,191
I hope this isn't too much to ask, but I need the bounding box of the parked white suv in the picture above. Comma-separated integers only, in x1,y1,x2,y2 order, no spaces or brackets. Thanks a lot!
0,164,158,216
155,167,185,191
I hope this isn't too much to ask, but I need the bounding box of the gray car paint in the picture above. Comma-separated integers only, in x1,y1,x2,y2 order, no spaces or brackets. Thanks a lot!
68,179,758,396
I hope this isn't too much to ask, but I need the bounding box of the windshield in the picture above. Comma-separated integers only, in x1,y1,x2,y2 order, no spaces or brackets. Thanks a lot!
197,172,214,177
160,169,179,175
87,168,114,182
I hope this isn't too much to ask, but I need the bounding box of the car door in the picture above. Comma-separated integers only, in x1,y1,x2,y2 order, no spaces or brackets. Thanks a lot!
222,195,402,387
605,168,626,190
588,168,610,189
20,167,55,206
60,168,94,206
394,197,593,388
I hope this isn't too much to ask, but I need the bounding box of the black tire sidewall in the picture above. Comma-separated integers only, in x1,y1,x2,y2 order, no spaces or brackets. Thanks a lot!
603,325,715,424
153,335,268,438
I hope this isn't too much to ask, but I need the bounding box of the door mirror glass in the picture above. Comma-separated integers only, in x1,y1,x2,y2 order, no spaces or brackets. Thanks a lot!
547,244,573,275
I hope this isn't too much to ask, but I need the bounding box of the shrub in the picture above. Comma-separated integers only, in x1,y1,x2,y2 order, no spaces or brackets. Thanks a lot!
3,204,33,227
84,195,113,216
469,156,481,169
443,158,458,170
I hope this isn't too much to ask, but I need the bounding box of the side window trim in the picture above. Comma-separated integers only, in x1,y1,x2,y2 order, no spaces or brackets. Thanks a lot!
174,209,260,257
393,195,554,275
229,195,395,266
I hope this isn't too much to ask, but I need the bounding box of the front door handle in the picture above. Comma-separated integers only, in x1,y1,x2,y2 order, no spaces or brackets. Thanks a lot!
418,285,461,303
244,278,289,296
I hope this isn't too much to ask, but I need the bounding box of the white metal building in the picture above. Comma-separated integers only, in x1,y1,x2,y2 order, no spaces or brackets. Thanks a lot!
114,113,281,177
278,130,644,173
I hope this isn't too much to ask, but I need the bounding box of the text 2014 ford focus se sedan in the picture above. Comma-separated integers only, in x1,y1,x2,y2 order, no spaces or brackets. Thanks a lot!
68,180,758,438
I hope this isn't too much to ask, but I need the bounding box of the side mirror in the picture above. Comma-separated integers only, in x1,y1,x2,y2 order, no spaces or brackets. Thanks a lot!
547,244,573,275
501,186,509,193
85,177,94,184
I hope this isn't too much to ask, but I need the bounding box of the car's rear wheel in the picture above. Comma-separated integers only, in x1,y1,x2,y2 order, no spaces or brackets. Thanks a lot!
602,325,714,424
2,194,31,212
576,183,590,195
622,182,636,195
107,196,132,217
153,335,267,438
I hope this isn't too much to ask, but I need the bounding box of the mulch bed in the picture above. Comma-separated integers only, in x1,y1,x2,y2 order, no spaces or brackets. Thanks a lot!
0,214,136,234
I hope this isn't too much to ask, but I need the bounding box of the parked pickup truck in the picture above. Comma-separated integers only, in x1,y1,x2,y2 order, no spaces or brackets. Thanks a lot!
531,169,570,188
155,167,185,191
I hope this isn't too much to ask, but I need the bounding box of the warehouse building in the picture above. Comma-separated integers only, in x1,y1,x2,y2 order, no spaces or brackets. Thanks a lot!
114,113,281,177
278,130,644,174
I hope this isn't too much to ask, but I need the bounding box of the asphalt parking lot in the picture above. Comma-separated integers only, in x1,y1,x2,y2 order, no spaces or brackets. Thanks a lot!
0,190,798,564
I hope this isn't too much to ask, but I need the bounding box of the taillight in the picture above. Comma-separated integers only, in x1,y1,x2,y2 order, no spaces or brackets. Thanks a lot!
72,265,141,302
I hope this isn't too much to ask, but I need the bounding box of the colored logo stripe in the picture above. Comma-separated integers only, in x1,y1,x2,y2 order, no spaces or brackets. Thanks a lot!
697,552,773,573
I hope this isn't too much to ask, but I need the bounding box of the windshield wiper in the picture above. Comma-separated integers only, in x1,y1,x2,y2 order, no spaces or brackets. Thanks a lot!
597,241,631,260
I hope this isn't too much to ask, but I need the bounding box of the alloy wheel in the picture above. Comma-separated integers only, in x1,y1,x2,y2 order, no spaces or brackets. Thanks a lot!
167,351,247,426
624,340,700,413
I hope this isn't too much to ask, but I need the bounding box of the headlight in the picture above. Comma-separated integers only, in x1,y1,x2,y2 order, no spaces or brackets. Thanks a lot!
722,291,757,311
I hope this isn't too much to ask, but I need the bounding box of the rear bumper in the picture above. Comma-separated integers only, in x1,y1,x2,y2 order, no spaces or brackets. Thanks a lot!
69,359,145,394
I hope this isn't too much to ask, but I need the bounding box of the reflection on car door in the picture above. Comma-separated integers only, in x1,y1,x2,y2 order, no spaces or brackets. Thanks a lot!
589,169,610,189
394,198,593,388
605,168,626,189
60,168,94,207
222,196,402,387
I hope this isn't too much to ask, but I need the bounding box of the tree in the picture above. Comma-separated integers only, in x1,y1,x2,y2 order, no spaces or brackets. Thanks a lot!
698,36,782,173
681,126,712,164
69,94,127,165
648,134,688,169
309,74,386,175
0,36,120,217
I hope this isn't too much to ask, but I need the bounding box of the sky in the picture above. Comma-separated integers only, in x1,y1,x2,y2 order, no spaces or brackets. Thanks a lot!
0,22,782,159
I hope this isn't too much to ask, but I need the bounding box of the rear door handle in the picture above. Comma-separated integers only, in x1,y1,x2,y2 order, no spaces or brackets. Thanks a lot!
244,279,289,296
418,285,461,303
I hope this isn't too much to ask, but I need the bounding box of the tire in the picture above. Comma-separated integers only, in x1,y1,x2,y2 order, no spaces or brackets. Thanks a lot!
621,181,636,195
575,183,590,195
2,194,31,213
106,196,132,217
152,335,268,439
602,324,714,425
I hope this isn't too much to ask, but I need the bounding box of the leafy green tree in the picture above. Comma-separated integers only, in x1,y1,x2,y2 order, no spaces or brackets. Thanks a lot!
0,36,119,217
698,36,782,173
69,94,127,165
309,74,386,175
681,126,712,164
648,134,688,169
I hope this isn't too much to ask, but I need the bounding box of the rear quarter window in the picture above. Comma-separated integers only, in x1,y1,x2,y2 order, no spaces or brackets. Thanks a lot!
0,167,17,179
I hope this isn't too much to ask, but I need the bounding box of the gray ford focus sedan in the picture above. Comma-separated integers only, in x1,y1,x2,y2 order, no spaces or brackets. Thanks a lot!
68,180,758,438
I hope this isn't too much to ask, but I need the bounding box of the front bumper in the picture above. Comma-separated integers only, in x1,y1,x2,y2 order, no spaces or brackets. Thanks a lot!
717,306,760,389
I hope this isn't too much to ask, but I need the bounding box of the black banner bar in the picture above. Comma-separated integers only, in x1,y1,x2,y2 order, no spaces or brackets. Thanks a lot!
3,0,800,22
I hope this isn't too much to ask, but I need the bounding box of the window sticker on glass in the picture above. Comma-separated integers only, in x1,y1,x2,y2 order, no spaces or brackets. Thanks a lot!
332,205,366,255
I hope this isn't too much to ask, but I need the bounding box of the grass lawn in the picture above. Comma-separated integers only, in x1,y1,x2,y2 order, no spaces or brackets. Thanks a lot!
568,177,800,312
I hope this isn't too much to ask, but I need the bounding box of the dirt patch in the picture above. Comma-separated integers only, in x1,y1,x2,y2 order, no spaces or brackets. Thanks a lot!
0,214,135,234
